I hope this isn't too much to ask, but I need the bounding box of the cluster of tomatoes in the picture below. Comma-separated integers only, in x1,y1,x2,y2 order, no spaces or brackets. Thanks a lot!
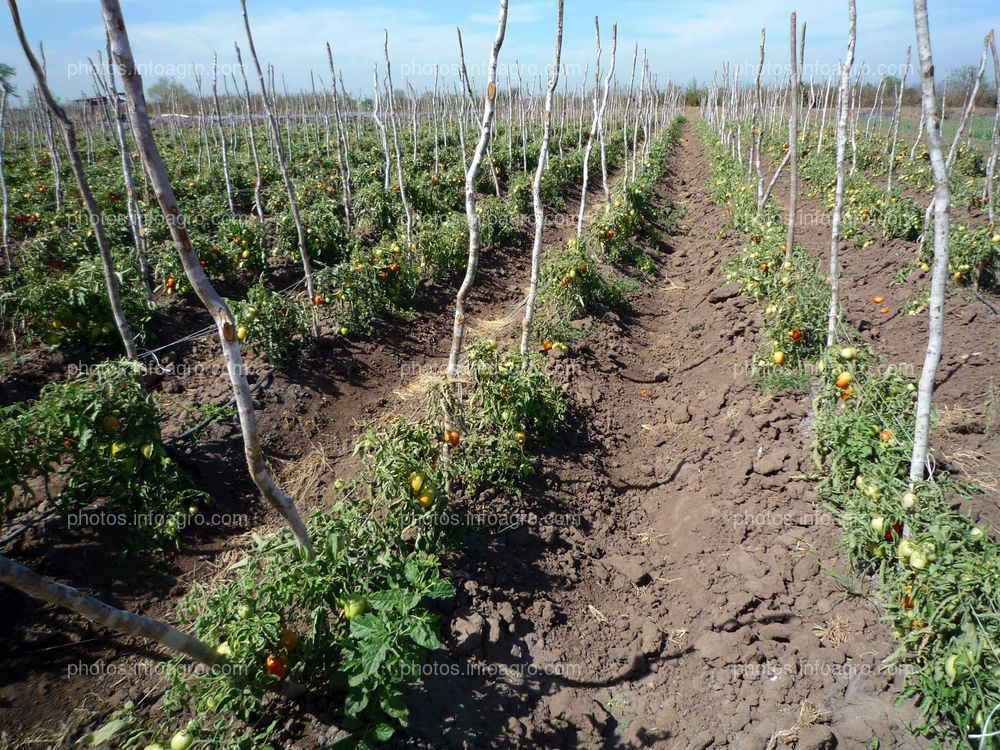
871,295,890,315
833,349,856,400
442,429,461,448
263,627,300,679
541,338,569,354
558,260,588,288
408,470,437,508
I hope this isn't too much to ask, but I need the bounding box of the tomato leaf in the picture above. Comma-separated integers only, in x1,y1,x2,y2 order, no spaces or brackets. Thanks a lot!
367,589,411,614
408,618,441,650
348,613,385,641
423,577,456,600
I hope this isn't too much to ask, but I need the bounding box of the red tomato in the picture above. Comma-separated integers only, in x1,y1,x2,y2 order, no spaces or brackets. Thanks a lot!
265,652,289,678
884,521,904,541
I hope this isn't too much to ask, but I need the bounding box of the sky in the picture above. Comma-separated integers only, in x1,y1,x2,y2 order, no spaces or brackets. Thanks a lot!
0,0,996,102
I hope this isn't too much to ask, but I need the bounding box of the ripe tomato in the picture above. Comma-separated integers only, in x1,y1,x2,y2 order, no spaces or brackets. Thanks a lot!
839,389,853,400
835,372,853,389
879,429,893,442
165,277,177,289
314,294,324,306
790,328,802,341
277,628,300,650
884,521,904,541
389,262,400,273
199,259,207,268
542,339,554,351
265,652,289,678
63,438,73,449
880,306,890,314
759,262,769,272
868,294,880,303
607,229,615,239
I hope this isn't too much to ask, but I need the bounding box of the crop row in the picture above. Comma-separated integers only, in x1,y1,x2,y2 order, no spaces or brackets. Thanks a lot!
704,122,1000,747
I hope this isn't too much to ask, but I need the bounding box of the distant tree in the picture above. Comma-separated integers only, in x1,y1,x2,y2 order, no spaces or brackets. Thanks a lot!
0,63,15,95
684,76,700,106
946,65,977,95
146,76,194,105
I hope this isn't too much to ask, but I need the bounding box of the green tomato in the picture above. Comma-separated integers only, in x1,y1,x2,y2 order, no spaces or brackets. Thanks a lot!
897,539,913,560
170,732,194,750
236,603,253,619
343,596,368,620
944,653,959,679
839,346,858,361
909,549,927,570
870,516,885,535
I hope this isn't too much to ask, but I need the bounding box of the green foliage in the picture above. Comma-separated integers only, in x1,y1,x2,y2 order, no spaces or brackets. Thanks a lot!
162,501,453,748
1,250,153,351
229,284,313,362
0,360,205,545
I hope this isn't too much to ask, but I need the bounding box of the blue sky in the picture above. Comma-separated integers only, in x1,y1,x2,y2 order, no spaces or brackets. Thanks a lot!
0,0,996,101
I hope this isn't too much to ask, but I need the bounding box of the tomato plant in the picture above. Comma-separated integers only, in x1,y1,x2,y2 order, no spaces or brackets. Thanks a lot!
229,285,312,362
0,360,206,545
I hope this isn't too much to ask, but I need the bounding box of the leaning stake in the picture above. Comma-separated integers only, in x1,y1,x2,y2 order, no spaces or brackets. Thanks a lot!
100,0,315,557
